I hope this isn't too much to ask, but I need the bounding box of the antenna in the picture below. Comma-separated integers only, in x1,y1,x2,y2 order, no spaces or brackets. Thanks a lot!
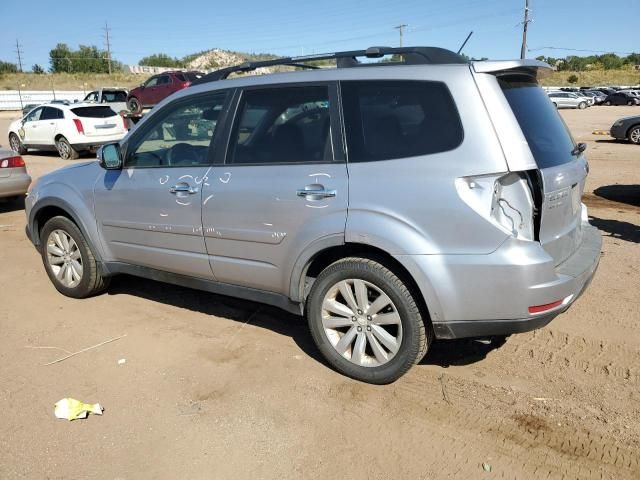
457,31,474,55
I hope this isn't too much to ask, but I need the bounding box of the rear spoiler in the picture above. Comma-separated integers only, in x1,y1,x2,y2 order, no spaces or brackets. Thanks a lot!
471,59,551,74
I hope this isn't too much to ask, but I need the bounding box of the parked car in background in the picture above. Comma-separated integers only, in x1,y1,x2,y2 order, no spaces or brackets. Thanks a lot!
22,103,40,116
547,91,588,109
7,103,128,160
604,92,639,106
580,91,604,104
126,71,203,114
25,47,601,384
84,88,129,113
573,91,594,106
0,147,31,200
610,114,640,144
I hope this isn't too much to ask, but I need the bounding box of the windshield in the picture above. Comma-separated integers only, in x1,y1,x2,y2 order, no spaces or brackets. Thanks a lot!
500,78,576,169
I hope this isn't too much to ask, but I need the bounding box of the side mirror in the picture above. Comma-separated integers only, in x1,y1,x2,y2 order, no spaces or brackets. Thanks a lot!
98,143,123,170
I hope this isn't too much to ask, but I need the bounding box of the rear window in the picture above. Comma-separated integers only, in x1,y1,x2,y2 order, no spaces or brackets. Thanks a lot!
341,80,463,162
102,91,127,102
184,72,202,82
501,79,576,169
71,106,117,118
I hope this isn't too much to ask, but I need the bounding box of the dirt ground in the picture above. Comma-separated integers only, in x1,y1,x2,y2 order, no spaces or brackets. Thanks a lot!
0,106,638,479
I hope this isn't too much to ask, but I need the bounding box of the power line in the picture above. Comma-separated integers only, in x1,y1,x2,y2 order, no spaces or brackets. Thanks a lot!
520,0,531,59
103,22,112,74
394,24,408,48
15,39,24,72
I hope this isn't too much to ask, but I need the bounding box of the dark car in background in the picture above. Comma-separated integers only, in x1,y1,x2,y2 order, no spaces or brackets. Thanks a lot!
604,92,640,106
610,115,640,144
126,71,203,113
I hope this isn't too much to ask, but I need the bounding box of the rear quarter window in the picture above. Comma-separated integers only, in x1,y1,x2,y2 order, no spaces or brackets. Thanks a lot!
71,106,117,118
500,79,576,169
341,80,463,162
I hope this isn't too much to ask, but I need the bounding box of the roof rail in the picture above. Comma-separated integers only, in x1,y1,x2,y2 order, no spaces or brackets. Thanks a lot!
192,46,467,84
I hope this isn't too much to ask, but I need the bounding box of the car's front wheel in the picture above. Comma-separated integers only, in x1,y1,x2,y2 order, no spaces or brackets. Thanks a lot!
578,102,586,109
40,216,109,298
9,133,27,154
628,126,640,145
306,257,431,384
605,101,612,106
55,136,79,160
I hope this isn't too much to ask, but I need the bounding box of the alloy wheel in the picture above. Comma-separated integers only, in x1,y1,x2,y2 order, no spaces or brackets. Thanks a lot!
46,229,83,288
321,279,402,367
630,127,640,145
9,134,20,152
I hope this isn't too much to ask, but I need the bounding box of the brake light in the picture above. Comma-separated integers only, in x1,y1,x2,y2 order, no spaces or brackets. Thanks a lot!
121,114,129,131
183,81,191,87
0,156,25,168
73,118,85,135
528,300,563,314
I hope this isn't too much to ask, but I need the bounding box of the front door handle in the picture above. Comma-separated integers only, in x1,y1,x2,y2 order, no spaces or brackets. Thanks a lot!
296,183,337,201
169,183,198,194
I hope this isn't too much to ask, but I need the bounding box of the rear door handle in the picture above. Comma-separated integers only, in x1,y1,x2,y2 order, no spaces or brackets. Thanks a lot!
296,183,337,201
169,183,198,194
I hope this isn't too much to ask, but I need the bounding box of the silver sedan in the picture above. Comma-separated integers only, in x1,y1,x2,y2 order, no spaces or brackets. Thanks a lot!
0,147,31,200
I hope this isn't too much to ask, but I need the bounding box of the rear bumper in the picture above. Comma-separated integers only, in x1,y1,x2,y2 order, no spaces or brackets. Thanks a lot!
397,224,602,339
0,173,31,198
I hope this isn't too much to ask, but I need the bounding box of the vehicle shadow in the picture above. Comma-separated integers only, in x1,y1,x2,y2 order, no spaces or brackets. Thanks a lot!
594,184,640,207
420,336,508,367
0,196,25,213
107,274,507,370
589,216,640,244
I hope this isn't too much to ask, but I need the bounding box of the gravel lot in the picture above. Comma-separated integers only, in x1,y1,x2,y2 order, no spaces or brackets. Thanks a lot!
0,106,638,479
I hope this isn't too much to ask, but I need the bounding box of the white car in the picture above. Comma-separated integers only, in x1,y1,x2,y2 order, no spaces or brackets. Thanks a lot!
547,91,589,109
8,103,128,160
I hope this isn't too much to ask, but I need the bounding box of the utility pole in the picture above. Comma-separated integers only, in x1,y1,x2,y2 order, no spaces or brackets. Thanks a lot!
394,24,408,48
520,0,531,59
15,40,24,72
103,22,112,75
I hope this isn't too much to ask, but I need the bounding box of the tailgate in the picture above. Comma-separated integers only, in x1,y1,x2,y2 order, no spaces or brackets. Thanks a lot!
473,61,589,266
71,106,125,137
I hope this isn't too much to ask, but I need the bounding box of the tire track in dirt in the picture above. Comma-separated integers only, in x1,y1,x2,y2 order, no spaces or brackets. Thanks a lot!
504,329,639,383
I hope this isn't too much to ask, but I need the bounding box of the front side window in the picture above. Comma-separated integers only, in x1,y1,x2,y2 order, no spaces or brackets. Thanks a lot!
341,80,463,163
126,92,228,168
145,77,159,87
25,107,43,122
84,92,98,102
227,86,332,165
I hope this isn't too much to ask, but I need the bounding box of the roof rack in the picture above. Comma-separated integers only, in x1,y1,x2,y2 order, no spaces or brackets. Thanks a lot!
193,46,466,84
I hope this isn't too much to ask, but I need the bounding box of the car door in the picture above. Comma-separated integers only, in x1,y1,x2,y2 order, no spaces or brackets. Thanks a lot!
200,84,348,295
141,76,160,106
20,107,45,146
94,91,231,279
38,107,64,145
156,75,173,102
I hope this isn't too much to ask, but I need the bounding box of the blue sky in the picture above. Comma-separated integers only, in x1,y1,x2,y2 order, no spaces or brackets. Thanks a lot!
1,0,637,70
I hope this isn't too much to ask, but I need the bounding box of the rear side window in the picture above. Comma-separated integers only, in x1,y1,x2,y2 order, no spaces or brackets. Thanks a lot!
102,91,127,102
341,80,462,162
184,72,202,82
227,86,332,165
175,73,186,82
71,106,117,118
500,79,576,169
41,107,64,120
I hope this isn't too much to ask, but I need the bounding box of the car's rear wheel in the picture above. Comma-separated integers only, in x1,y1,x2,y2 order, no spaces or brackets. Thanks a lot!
605,101,612,106
306,257,431,384
627,100,634,106
9,133,27,154
628,126,640,145
55,136,79,160
40,216,109,298
127,97,142,114
578,102,586,109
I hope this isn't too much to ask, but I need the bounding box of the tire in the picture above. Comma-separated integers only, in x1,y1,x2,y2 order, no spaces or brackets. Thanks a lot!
578,102,586,109
127,96,142,114
628,125,640,145
55,136,79,160
9,133,27,155
40,216,110,298
306,257,432,384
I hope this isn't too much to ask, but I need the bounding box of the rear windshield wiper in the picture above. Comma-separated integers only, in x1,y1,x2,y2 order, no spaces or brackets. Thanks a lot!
571,142,587,156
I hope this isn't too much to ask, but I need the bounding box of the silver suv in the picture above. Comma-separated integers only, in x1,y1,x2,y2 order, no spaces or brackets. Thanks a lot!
25,47,601,384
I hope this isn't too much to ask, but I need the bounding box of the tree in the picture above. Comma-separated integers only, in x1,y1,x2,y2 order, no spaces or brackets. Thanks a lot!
567,74,579,84
49,43,116,73
138,53,183,68
0,61,18,73
32,64,45,74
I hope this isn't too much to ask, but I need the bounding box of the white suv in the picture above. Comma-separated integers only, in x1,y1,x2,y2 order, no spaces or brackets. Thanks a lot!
8,103,128,159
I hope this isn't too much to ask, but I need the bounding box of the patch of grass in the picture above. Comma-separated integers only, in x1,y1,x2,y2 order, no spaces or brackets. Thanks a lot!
0,72,148,91
539,69,640,87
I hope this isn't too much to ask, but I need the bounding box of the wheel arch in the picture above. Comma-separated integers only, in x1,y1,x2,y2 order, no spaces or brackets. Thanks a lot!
626,123,640,139
290,241,440,325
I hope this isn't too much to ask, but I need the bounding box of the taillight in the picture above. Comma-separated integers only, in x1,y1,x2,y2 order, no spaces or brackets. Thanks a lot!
183,81,191,87
73,118,85,135
455,171,536,241
528,300,563,314
0,155,25,168
121,114,129,131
